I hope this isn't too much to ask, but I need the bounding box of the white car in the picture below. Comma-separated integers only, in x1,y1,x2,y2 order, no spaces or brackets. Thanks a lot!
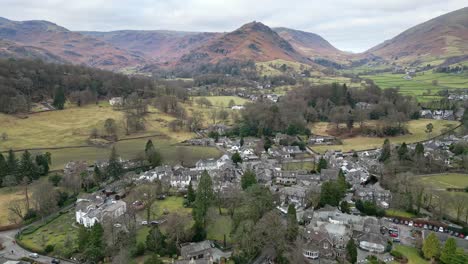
141,221,148,225
439,227,444,233
408,221,413,227
29,253,39,258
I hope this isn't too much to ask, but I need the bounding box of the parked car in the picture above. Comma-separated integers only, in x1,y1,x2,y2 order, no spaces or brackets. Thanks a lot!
423,224,428,229
439,227,444,233
141,221,148,225
29,253,39,258
51,259,61,264
409,221,414,227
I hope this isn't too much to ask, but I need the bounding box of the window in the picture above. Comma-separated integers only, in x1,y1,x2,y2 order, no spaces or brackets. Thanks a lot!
323,242,329,249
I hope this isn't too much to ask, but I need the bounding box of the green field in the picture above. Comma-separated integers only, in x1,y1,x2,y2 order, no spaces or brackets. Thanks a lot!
192,96,248,107
361,71,468,101
416,173,468,220
311,119,459,153
386,209,416,218
393,245,428,264
282,161,315,171
18,210,78,256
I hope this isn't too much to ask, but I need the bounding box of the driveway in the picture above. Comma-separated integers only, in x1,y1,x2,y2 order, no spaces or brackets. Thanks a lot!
0,228,75,264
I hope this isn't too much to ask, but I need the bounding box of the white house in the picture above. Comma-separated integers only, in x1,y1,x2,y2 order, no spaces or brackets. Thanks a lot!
76,194,127,227
109,97,123,106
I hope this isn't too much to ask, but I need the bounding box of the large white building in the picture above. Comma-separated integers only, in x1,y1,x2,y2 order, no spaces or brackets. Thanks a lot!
75,194,127,227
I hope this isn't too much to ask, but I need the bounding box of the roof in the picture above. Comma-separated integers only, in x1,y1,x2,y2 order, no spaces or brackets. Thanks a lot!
180,240,213,256
321,169,339,181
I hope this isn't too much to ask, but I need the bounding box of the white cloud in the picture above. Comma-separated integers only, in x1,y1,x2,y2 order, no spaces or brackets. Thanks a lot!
0,0,466,52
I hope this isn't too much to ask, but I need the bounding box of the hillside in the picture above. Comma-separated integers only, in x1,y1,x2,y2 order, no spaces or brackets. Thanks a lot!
81,30,220,62
0,18,147,70
274,27,349,61
178,22,312,65
366,7,468,64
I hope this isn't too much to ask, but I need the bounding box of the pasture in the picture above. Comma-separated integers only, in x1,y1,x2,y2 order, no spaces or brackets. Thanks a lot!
393,245,428,264
310,119,459,153
191,96,248,107
361,71,468,102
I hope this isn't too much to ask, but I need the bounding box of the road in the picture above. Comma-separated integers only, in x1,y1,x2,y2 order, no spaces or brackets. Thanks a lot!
0,229,75,264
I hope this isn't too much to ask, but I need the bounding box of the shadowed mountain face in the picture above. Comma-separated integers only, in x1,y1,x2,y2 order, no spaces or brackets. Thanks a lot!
0,18,147,70
366,7,468,62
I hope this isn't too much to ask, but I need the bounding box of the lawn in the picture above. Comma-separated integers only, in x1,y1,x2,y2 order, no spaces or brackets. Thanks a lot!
206,212,233,243
311,119,459,153
18,210,78,256
282,161,315,171
0,186,28,226
393,245,428,264
386,209,416,218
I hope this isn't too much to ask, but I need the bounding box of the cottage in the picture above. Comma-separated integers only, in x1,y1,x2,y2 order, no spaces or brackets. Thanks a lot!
278,186,307,207
275,171,298,185
179,240,231,263
354,183,391,208
320,169,339,181
282,146,302,155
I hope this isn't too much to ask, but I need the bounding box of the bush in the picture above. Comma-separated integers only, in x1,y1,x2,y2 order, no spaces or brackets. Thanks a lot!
130,242,146,257
44,244,55,254
23,209,38,221
390,250,408,263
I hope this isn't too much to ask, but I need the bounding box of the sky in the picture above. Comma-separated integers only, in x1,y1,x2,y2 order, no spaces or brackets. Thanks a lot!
0,0,466,52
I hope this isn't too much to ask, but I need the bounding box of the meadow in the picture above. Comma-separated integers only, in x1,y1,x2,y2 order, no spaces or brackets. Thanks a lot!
310,119,459,153
361,71,468,102
393,245,428,264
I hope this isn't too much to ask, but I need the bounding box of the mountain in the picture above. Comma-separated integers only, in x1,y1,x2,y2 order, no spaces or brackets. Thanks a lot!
367,7,468,63
0,18,147,70
81,30,220,62
178,22,312,65
274,27,348,60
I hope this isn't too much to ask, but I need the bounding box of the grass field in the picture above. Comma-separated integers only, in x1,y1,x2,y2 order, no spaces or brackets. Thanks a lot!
0,103,223,170
386,209,416,218
311,119,459,153
393,245,428,264
282,161,315,171
416,173,468,220
0,186,28,225
361,71,468,102
19,210,78,255
191,96,248,107
256,59,318,77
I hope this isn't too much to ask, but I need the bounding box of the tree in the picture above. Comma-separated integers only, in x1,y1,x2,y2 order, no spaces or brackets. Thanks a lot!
0,153,7,185
346,238,358,264
187,180,196,204
133,183,162,223
340,201,350,214
104,118,118,136
286,204,298,241
146,226,166,254
426,123,434,137
228,99,236,108
218,109,229,122
241,169,257,190
52,86,66,110
379,139,391,162
231,152,242,165
20,150,38,181
423,232,440,261
316,157,327,173
440,237,457,264
415,142,425,156
397,142,409,160
6,149,18,180
193,171,214,229
32,181,58,217
145,140,162,168
462,106,468,131
106,146,123,179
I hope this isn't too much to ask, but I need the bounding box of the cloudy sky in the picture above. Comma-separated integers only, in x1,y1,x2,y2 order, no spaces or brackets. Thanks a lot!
0,0,466,52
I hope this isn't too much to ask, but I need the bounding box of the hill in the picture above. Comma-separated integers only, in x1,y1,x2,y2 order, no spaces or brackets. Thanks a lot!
0,17,147,70
81,30,220,62
274,27,349,61
178,22,312,65
366,7,468,64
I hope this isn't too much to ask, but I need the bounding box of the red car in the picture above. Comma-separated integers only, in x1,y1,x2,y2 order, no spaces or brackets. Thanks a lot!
390,233,399,238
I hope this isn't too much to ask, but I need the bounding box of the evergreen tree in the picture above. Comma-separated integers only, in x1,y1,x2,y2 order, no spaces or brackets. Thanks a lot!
337,169,348,194
145,140,162,167
193,170,214,229
423,232,440,261
241,169,257,190
35,153,50,175
379,139,391,162
52,86,66,110
146,226,166,254
187,180,196,204
415,142,425,156
440,237,457,264
106,146,123,179
20,150,38,181
0,153,7,185
463,106,468,131
93,165,103,183
6,149,18,178
240,137,244,147
346,238,358,264
231,152,242,165
397,142,409,160
450,248,467,264
340,201,350,214
286,204,298,241
317,157,327,173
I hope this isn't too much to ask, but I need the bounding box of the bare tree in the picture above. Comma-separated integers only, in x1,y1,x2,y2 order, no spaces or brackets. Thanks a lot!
32,181,58,218
8,199,25,223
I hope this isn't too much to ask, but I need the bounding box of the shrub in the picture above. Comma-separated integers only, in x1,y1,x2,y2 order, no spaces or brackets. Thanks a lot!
130,242,146,257
44,244,55,254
